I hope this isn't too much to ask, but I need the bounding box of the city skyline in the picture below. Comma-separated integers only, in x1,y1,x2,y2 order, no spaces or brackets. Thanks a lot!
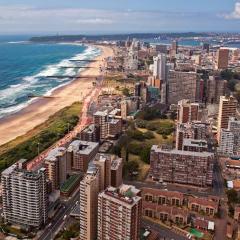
0,0,240,34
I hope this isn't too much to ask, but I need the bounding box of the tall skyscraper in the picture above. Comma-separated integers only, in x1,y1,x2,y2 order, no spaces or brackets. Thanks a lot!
170,40,178,58
217,96,237,142
167,70,197,104
1,160,47,229
153,54,167,82
79,164,100,240
216,48,229,70
98,185,142,240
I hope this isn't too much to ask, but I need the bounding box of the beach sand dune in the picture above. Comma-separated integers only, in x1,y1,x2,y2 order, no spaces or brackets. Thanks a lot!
0,45,113,146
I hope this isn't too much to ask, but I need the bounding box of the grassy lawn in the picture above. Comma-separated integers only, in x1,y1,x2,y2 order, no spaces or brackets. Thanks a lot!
0,102,82,172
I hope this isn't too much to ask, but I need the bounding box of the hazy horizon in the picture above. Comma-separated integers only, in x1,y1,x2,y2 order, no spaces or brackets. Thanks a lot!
0,0,240,34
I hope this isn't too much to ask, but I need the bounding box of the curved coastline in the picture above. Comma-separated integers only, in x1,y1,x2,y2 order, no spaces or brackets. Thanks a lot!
0,45,113,146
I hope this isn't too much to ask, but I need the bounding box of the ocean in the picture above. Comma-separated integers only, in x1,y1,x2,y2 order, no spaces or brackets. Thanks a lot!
0,36,101,119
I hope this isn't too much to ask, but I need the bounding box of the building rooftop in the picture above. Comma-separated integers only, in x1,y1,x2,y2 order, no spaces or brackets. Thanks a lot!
68,140,99,155
151,145,214,157
45,147,66,162
226,160,240,168
100,184,141,206
81,124,96,134
183,138,207,147
94,110,108,117
111,157,123,170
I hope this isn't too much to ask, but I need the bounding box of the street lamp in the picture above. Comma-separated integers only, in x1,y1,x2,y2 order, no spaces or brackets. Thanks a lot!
37,142,40,156
67,123,70,134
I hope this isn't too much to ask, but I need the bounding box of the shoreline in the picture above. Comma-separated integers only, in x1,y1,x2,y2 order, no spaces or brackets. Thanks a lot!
0,44,113,146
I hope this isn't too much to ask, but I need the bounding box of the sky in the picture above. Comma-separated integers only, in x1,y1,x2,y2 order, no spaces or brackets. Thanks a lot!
0,0,240,35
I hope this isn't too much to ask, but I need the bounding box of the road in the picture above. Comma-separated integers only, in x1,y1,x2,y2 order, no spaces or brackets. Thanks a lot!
212,160,225,196
142,219,188,240
27,75,104,171
38,190,79,240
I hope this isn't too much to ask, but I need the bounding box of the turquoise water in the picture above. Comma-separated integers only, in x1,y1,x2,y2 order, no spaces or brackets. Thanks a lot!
0,36,101,118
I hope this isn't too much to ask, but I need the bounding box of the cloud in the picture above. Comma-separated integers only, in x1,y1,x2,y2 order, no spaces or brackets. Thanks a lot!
0,5,237,34
224,2,240,19
75,18,113,24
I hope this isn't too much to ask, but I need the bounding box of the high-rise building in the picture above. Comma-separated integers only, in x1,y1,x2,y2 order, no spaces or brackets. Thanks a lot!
67,140,99,172
44,147,67,191
98,185,142,240
111,157,123,188
150,146,214,187
93,153,123,191
216,48,229,70
121,97,139,120
94,110,123,140
218,129,235,156
94,110,109,140
125,48,138,71
206,76,227,104
79,164,100,240
79,124,100,142
217,96,237,142
1,160,47,229
93,153,112,192
155,44,167,54
176,122,209,150
153,54,167,82
177,99,200,124
218,117,240,156
203,43,210,53
167,70,197,104
170,40,178,58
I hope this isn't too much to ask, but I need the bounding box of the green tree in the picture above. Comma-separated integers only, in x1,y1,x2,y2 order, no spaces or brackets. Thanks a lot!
124,161,139,175
122,88,130,97
227,189,239,204
140,146,151,164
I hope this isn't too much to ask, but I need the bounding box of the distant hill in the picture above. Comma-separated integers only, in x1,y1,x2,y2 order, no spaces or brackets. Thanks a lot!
30,32,210,42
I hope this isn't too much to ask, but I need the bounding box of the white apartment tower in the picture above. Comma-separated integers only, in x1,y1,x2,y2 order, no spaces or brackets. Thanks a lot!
1,160,47,229
153,53,167,81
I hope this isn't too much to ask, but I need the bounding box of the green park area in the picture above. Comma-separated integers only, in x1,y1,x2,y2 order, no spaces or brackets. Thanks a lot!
0,102,82,172
112,107,175,181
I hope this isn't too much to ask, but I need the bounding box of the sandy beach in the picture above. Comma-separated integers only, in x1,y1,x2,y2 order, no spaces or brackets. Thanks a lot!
0,45,113,146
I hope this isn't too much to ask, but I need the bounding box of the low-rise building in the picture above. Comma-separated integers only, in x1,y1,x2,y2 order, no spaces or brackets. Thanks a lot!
142,188,184,207
143,203,188,225
188,196,219,216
